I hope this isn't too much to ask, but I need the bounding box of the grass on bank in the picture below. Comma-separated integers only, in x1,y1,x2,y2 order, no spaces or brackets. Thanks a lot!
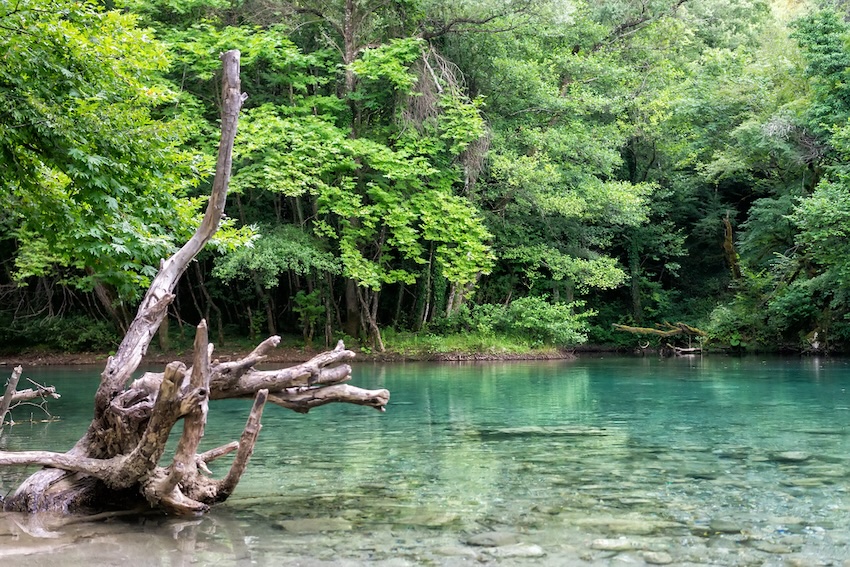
378,328,567,358
2,295,589,359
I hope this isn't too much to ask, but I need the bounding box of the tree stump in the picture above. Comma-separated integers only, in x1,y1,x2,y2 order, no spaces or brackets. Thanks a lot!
0,50,389,515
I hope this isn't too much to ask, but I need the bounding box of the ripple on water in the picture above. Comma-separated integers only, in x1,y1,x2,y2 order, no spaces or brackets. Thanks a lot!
6,358,850,565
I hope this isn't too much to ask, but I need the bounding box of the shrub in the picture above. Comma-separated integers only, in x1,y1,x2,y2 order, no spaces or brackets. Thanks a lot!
0,316,121,353
429,296,594,347
500,297,594,346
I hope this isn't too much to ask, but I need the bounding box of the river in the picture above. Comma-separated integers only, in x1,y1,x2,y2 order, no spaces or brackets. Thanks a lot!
2,355,850,565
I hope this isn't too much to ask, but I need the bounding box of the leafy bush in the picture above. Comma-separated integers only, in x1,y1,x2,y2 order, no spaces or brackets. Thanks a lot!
0,316,120,353
499,297,594,346
429,296,594,347
704,268,779,350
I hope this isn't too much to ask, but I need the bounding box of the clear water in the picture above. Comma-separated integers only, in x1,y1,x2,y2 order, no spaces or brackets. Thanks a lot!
3,355,850,565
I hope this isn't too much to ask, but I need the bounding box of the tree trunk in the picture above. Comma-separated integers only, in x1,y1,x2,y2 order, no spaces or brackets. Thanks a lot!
0,51,389,516
628,236,643,325
157,316,170,352
356,287,384,352
722,213,742,280
343,278,361,338
193,261,226,345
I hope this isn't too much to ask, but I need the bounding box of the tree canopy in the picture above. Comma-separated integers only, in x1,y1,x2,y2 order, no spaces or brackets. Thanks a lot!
3,0,850,354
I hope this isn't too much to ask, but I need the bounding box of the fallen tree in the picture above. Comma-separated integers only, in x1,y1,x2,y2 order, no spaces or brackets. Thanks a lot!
612,322,707,338
0,51,389,516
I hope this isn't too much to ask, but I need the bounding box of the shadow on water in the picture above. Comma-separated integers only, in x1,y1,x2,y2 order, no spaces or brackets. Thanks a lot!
3,356,850,565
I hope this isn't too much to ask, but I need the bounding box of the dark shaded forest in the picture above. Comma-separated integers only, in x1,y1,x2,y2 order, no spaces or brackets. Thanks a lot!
2,0,849,355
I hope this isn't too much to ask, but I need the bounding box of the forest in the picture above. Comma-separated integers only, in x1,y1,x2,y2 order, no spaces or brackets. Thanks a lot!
2,0,850,356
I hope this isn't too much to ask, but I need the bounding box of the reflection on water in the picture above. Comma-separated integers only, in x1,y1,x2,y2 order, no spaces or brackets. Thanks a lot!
3,356,850,565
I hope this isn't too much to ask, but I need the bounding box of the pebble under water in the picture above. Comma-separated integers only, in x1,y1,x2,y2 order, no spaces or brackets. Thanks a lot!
3,355,850,566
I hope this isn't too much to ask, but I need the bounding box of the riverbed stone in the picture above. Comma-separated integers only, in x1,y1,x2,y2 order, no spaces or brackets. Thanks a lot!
679,465,720,480
483,543,546,558
464,531,520,547
642,550,674,564
802,464,846,477
432,546,478,559
769,516,806,528
610,552,644,564
708,519,745,534
590,538,642,551
574,516,681,535
617,497,655,507
395,510,458,527
781,477,829,488
784,555,833,567
770,451,811,463
276,517,353,533
750,540,794,554
713,446,751,459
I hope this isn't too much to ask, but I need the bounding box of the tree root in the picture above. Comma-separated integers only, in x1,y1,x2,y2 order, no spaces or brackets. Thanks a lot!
0,327,388,515
0,50,390,517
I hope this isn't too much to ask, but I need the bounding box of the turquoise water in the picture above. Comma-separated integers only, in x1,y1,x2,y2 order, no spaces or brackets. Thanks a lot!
3,355,850,565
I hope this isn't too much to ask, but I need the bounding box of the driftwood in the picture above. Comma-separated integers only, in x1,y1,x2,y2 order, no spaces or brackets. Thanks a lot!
612,322,707,338
666,344,702,356
0,51,389,516
1,366,60,427
0,366,22,426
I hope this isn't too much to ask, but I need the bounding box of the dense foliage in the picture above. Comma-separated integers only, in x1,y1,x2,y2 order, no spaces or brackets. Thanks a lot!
3,0,849,354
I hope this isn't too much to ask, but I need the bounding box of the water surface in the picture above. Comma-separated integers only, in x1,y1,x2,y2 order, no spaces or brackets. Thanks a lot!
2,355,850,565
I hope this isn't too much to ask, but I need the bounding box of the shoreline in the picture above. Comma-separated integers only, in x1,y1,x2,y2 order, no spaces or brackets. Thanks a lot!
0,347,580,369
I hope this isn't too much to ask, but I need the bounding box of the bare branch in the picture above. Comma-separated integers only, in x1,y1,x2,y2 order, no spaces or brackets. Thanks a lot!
96,50,246,413
268,384,390,413
213,335,281,381
214,389,268,500
418,0,541,40
170,320,212,477
600,0,690,50
197,441,239,470
0,450,120,480
1,366,23,425
210,340,356,397
1,369,59,427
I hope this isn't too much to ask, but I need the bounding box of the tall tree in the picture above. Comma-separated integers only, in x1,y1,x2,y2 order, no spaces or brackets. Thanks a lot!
132,0,497,349
0,0,249,330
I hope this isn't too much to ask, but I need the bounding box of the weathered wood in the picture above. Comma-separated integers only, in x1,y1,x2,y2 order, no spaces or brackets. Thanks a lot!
4,386,60,405
211,339,356,396
612,322,707,337
0,366,23,425
95,50,246,417
1,367,59,427
668,344,702,355
213,389,268,501
0,50,390,516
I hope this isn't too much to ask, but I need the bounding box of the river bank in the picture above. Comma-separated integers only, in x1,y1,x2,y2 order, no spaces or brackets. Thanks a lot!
0,344,579,369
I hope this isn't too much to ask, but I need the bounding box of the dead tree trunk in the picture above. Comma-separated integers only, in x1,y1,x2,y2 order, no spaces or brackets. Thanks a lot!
612,322,706,338
0,51,389,516
0,366,22,427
